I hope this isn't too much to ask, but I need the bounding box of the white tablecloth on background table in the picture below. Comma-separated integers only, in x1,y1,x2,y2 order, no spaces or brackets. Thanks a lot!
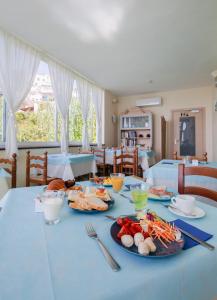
145,159,217,192
47,154,97,180
0,168,11,200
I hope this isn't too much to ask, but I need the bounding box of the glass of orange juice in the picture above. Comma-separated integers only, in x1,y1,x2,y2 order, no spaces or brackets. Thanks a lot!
110,173,125,193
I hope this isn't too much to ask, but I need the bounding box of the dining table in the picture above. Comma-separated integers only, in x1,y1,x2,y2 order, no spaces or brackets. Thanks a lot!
145,159,217,192
0,167,11,200
47,153,97,180
103,148,156,172
0,176,217,300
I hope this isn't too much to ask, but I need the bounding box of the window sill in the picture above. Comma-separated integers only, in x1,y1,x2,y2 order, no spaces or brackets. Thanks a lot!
0,142,98,151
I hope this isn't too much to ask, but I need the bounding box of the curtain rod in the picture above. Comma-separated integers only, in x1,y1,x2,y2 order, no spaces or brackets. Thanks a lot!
0,26,103,89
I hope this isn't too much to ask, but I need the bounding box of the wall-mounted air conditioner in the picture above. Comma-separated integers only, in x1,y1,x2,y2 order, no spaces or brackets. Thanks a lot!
136,97,162,107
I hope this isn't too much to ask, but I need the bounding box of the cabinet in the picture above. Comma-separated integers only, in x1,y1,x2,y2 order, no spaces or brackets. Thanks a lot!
120,108,153,149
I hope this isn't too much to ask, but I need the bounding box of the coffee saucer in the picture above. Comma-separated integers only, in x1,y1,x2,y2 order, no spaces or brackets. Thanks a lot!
168,205,206,219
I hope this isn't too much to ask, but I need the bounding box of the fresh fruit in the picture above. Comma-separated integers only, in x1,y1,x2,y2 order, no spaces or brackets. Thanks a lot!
117,225,131,239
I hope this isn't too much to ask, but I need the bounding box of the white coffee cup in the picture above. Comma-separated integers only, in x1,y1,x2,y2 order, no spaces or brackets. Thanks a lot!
171,194,196,214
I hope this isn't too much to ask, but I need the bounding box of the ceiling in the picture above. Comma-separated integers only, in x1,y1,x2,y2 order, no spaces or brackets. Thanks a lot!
0,0,217,96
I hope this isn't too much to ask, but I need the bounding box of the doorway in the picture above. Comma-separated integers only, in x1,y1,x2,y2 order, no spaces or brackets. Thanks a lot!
172,108,205,157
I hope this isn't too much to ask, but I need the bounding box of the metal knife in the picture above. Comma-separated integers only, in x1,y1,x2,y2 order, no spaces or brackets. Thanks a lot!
177,227,215,251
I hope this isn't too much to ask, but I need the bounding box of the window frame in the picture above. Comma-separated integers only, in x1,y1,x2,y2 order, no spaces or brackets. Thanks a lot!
0,97,102,149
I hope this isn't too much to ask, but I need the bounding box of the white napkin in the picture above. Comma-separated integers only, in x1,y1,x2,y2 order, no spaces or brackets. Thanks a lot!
34,196,43,213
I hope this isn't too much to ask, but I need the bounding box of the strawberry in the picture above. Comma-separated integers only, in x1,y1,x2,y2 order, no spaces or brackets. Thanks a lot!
117,225,131,239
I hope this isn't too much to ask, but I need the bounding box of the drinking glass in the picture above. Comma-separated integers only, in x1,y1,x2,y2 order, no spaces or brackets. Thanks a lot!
110,173,125,193
131,184,149,213
41,191,64,225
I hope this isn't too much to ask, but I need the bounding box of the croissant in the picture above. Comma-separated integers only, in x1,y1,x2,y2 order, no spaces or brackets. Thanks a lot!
47,179,65,190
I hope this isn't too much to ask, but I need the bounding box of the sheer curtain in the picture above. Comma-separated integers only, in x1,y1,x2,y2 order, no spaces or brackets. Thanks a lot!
92,86,104,147
48,61,74,153
77,79,91,149
0,30,40,156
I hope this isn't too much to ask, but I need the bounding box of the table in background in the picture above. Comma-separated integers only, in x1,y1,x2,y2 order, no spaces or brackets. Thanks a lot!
103,149,156,172
0,168,11,200
145,159,217,192
0,176,217,300
47,153,97,180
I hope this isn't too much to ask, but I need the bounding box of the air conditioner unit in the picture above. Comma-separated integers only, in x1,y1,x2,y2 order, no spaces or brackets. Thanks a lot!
136,97,162,107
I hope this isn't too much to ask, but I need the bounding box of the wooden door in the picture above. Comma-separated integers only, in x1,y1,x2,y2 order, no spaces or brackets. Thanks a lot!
172,108,204,157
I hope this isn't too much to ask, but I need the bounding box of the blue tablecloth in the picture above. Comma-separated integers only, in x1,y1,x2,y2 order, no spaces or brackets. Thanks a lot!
48,153,95,165
145,159,217,192
0,167,11,200
0,177,217,300
0,167,11,178
46,154,97,180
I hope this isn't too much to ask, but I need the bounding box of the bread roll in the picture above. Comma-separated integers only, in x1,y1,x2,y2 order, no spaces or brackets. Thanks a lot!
47,179,65,190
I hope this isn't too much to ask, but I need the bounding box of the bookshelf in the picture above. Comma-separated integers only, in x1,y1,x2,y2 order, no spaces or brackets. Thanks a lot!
120,107,153,149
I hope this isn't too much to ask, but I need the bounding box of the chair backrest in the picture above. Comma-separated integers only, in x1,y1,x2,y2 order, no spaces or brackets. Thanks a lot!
173,151,207,162
178,163,217,201
113,148,138,175
26,151,48,186
78,147,93,154
0,153,17,188
93,147,105,165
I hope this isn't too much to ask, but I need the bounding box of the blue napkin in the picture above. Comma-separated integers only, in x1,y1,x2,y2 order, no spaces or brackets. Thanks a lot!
172,219,213,250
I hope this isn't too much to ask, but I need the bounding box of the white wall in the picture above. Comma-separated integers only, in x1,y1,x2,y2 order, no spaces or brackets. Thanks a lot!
117,86,214,161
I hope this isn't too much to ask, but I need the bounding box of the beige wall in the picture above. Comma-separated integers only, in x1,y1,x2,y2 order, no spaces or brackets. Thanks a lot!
104,90,117,147
116,86,214,161
212,86,217,161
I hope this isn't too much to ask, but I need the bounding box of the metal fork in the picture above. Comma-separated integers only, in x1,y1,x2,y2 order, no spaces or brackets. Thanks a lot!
85,223,121,272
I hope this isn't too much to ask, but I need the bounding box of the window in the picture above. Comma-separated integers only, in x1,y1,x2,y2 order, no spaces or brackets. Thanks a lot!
16,61,56,143
68,94,96,144
0,60,99,147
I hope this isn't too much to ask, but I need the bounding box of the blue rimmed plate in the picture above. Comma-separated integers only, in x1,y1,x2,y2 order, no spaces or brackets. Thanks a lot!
110,216,184,258
68,197,115,214
148,194,173,202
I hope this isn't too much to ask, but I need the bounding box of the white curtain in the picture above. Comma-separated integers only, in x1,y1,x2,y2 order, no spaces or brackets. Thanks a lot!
48,61,74,153
77,79,91,149
92,86,104,147
0,30,40,156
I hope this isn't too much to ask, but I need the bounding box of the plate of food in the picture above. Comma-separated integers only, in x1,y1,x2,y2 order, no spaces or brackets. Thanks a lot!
46,179,82,192
90,176,113,187
148,186,173,201
110,211,184,258
103,177,112,187
68,187,114,213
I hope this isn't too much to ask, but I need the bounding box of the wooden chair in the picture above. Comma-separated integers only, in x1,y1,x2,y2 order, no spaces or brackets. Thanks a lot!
173,151,207,162
78,148,93,154
26,151,55,186
0,153,17,188
92,147,107,176
113,148,138,176
178,163,217,201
